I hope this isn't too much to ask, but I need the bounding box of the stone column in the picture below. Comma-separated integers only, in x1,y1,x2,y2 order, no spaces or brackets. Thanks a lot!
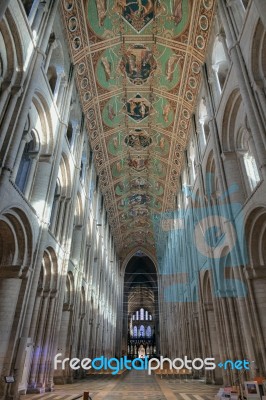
252,80,266,124
28,0,41,25
0,0,10,20
226,0,245,33
0,86,23,167
10,132,31,182
0,270,22,396
37,294,57,390
28,292,50,391
24,156,38,198
244,267,266,373
44,39,58,72
31,1,47,34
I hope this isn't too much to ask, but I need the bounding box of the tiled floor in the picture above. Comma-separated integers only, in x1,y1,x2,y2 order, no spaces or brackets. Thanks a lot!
21,371,218,400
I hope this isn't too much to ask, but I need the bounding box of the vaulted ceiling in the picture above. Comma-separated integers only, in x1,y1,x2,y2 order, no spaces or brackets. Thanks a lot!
61,0,215,259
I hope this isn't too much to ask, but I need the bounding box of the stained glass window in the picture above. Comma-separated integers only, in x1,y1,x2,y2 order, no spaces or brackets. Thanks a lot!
140,308,144,320
133,326,137,338
139,325,145,337
146,326,152,338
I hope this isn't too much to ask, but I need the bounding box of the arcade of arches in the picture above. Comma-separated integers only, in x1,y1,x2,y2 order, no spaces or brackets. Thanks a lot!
0,0,266,399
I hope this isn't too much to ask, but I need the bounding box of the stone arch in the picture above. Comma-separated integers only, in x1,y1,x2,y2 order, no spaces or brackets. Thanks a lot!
0,207,33,268
0,8,24,86
46,40,65,97
205,150,217,195
0,208,33,397
251,19,266,85
42,247,58,291
27,247,58,391
58,153,72,198
74,192,84,227
211,35,229,92
32,92,54,155
121,248,158,273
222,89,242,152
243,207,266,366
69,193,84,263
245,207,266,267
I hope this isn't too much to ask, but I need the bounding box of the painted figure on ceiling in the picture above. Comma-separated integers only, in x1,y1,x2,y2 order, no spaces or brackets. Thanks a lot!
113,136,119,149
113,0,162,32
128,155,149,171
125,130,152,149
121,45,157,84
130,177,151,190
113,0,127,14
95,0,107,26
126,95,150,121
101,56,111,81
128,207,149,218
108,104,116,120
163,103,171,123
129,193,151,206
159,136,165,150
165,54,182,82
172,0,183,25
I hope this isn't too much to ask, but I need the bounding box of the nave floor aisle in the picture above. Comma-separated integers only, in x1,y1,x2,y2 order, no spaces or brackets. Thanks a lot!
21,371,218,400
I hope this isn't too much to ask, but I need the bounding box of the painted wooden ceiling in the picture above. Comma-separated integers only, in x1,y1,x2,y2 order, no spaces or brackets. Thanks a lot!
61,0,215,259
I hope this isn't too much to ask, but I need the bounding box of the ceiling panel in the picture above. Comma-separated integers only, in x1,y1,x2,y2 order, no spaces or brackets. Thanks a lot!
61,0,215,259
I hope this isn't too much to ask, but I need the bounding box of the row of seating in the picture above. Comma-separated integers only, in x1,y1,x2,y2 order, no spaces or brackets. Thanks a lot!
153,368,193,378
86,368,126,375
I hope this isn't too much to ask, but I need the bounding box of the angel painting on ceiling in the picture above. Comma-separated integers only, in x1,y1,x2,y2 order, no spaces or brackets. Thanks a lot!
129,193,151,206
125,129,152,149
126,94,151,122
113,0,163,32
95,0,107,27
165,54,182,82
128,155,149,171
118,44,157,85
130,177,151,191
171,0,183,25
128,207,149,218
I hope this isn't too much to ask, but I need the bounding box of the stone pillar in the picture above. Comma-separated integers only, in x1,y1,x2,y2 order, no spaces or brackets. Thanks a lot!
44,39,58,72
0,0,10,20
37,294,57,390
244,267,266,373
10,132,30,182
28,292,50,391
226,0,245,33
0,271,22,396
31,1,47,34
28,0,41,25
252,80,266,124
24,157,38,198
0,86,23,167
